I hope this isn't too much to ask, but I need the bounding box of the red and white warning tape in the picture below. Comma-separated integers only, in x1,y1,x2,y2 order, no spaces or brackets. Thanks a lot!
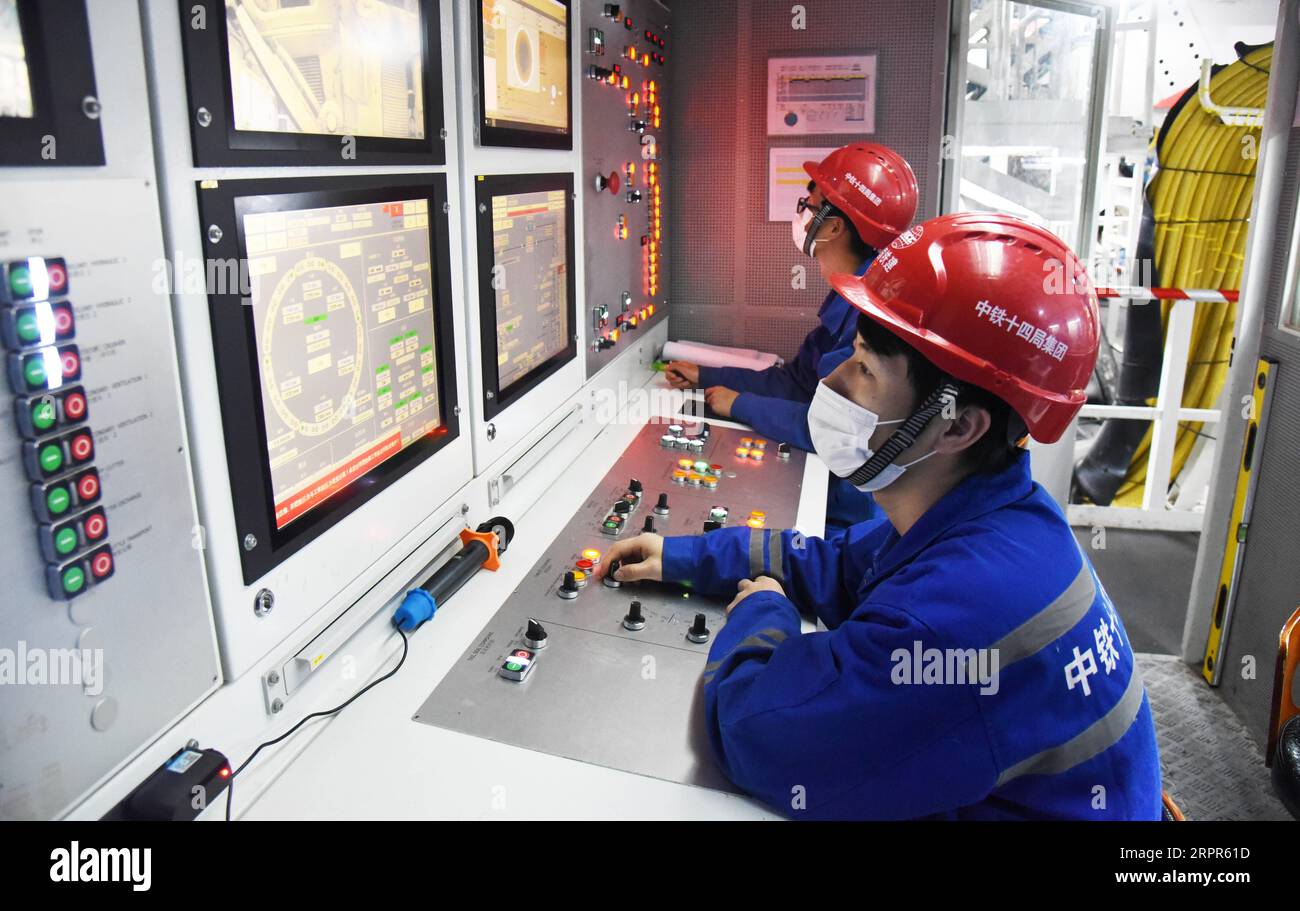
1094,286,1239,303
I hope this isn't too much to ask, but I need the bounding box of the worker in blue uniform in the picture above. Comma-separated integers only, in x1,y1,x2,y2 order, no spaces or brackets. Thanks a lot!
601,213,1163,820
665,144,918,530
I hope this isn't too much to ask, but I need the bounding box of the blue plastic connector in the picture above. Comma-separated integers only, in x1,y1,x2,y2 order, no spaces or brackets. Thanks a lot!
393,588,438,633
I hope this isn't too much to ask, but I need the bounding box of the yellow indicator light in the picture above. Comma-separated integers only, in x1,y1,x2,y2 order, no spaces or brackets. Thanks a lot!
582,548,602,564
735,447,750,458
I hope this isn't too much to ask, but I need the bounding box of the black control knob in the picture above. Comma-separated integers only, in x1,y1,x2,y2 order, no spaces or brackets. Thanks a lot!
654,493,670,516
623,600,645,631
703,520,722,533
613,499,631,515
626,189,643,203
628,120,647,134
559,571,580,600
604,559,622,588
642,515,655,533
525,618,548,649
686,613,711,643
777,442,791,460
629,478,643,496
598,336,616,350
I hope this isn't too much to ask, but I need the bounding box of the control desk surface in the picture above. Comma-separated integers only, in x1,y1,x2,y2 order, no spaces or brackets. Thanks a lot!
414,419,805,790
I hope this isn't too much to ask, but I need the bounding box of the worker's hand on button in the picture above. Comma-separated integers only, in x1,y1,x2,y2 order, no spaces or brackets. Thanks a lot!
704,386,739,417
664,360,700,389
600,533,663,583
726,576,785,615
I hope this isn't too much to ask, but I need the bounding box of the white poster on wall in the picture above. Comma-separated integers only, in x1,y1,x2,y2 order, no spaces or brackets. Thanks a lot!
768,146,836,221
767,54,877,135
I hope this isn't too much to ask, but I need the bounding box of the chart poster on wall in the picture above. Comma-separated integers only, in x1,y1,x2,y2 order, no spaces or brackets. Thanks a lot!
768,146,836,221
767,54,876,135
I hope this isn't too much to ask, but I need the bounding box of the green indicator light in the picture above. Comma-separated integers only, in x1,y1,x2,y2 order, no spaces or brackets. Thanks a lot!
46,486,71,515
16,310,41,342
10,265,32,296
23,357,47,388
62,565,85,594
31,400,57,430
505,662,522,672
39,444,63,473
54,527,78,555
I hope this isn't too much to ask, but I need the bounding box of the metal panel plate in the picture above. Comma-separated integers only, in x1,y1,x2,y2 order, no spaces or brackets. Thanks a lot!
0,179,219,819
415,420,805,789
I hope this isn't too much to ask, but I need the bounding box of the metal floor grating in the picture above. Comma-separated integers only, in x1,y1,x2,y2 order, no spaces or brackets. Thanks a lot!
1136,652,1293,821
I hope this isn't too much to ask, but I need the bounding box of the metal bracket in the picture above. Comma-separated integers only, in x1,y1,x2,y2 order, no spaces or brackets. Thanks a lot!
1199,59,1265,128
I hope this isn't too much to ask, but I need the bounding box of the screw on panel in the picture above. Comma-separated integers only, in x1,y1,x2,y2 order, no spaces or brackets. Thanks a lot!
209,225,225,245
271,699,284,714
439,128,448,140
253,588,274,617
487,423,497,440
486,390,495,399
81,96,101,119
478,203,487,213
460,503,470,515
442,201,451,214
267,670,280,685
243,532,257,550
196,107,213,128
453,404,461,417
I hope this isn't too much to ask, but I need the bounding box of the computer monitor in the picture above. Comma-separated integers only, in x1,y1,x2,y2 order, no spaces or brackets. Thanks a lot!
0,0,103,166
475,172,576,418
476,0,571,149
198,175,459,582
0,0,33,119
180,0,445,166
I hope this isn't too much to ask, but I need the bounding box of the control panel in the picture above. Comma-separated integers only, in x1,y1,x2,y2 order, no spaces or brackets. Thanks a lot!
581,0,669,376
415,419,805,790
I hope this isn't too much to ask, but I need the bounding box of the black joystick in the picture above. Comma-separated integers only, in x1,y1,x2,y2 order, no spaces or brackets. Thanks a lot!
613,500,632,515
604,559,622,588
653,493,670,516
525,618,548,649
642,515,655,533
686,613,711,643
558,571,580,600
623,600,646,631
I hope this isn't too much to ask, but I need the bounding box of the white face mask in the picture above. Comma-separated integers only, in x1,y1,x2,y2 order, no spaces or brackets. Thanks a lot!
807,381,938,492
792,208,820,257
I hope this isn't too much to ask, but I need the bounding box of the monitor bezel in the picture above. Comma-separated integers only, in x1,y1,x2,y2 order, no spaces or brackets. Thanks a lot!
475,171,577,420
475,0,573,150
0,0,105,167
197,174,460,584
179,0,446,168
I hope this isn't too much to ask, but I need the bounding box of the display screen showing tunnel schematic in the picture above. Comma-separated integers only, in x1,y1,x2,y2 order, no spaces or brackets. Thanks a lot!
491,188,569,394
243,198,444,529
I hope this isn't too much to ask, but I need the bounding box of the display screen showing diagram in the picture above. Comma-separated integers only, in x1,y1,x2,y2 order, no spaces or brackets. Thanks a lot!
243,197,443,529
767,55,876,135
0,0,33,118
490,187,569,394
480,0,568,136
225,0,425,140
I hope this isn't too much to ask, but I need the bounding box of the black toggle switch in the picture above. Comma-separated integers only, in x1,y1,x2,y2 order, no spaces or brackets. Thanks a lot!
604,559,622,588
559,571,580,600
623,600,645,631
525,618,548,649
687,613,711,643
642,515,655,533
653,493,669,516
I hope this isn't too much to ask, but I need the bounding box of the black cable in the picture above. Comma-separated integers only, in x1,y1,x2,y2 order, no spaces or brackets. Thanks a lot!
224,624,410,821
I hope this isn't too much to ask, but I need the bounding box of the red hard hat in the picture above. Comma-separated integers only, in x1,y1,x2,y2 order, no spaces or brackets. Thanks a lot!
829,212,1100,444
804,144,919,251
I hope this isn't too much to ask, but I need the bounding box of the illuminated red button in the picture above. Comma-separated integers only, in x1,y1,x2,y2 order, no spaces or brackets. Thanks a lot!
90,549,113,579
60,349,80,379
63,390,87,420
53,305,74,336
76,470,100,502
69,432,93,462
575,558,594,572
83,510,107,541
46,261,68,294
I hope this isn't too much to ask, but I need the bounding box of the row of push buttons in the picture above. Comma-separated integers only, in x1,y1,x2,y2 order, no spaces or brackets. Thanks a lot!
2,256,114,599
